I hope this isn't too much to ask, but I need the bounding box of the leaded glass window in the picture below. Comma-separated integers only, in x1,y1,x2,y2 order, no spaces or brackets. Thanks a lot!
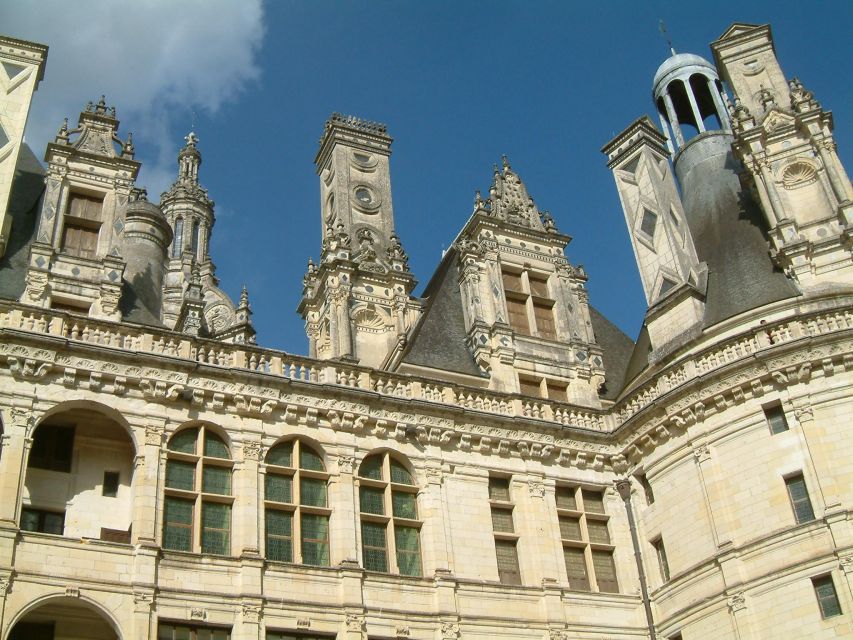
357,452,422,576
163,425,233,555
489,475,521,585
264,440,330,566
501,268,558,340
785,473,816,524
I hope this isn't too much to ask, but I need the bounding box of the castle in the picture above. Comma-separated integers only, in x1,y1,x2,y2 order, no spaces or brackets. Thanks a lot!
0,21,851,640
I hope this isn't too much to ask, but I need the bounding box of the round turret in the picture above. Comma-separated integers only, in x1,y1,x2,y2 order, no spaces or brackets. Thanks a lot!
652,52,730,151
121,190,173,322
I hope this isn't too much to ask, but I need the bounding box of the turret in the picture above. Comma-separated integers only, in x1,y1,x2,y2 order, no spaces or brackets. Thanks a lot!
299,114,420,367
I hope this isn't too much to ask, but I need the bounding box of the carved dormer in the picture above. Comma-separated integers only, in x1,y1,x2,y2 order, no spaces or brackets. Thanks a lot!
299,114,421,367
452,158,605,405
22,97,139,320
712,24,853,285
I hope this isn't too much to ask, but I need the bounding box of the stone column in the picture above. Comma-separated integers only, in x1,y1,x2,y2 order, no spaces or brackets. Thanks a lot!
329,452,359,565
337,293,353,358
684,80,706,133
419,464,451,574
707,77,731,129
815,139,853,204
757,161,785,224
662,91,685,148
131,418,165,544
0,406,34,527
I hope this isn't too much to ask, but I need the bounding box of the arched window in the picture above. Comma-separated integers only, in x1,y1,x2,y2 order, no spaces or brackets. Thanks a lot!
163,425,233,555
190,220,201,258
264,439,330,565
172,217,184,258
357,452,421,576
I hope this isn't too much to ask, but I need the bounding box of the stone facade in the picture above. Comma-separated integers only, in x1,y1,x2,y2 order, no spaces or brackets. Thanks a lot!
0,21,852,640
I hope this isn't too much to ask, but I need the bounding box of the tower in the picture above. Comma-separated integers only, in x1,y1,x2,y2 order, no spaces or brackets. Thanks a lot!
299,114,419,367
712,24,853,284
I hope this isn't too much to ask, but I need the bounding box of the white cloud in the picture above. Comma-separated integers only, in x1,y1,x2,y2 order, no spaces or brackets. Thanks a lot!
3,0,265,194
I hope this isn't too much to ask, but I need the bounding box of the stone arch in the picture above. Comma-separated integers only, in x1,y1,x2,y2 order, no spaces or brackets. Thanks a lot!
168,419,234,453
35,399,138,454
358,447,419,485
4,593,123,640
266,434,328,468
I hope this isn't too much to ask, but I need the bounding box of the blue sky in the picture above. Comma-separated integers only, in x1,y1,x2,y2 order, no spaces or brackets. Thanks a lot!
5,1,852,354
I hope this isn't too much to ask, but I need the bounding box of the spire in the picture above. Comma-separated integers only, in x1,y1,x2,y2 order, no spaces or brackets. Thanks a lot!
480,157,551,232
178,131,202,185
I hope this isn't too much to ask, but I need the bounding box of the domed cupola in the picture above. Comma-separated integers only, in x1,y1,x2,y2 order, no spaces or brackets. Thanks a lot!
652,52,730,152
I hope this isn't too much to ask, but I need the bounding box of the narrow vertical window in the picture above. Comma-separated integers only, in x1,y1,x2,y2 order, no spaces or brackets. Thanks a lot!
163,426,233,554
489,476,521,585
172,217,184,257
264,440,330,565
652,536,670,582
785,474,816,524
102,471,120,497
357,453,422,576
812,574,843,618
764,403,789,434
191,220,201,258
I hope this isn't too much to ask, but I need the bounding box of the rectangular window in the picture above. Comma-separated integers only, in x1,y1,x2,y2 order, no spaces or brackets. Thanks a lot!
502,271,524,292
301,513,330,566
532,300,557,339
785,474,816,524
202,466,231,495
299,477,328,507
28,424,74,473
201,502,231,555
488,477,511,502
519,377,542,398
582,489,605,514
61,193,103,259
653,537,670,582
505,296,530,334
394,525,422,577
592,550,619,593
20,508,64,535
546,381,568,403
265,510,293,562
812,574,843,619
563,546,590,591
528,275,550,298
163,497,193,551
361,521,388,572
491,508,515,533
359,486,385,515
495,539,521,585
158,623,230,640
166,460,195,491
555,486,578,511
558,516,582,541
587,519,611,544
765,403,789,434
102,471,120,497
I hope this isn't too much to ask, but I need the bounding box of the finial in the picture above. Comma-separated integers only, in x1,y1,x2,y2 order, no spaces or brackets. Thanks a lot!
240,284,249,308
136,187,148,202
658,20,676,56
55,117,69,144
122,132,135,158
185,131,199,148
501,154,511,171
96,95,107,115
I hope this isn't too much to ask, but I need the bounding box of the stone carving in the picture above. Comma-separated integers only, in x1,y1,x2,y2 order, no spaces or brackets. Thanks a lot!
441,621,460,639
692,444,711,463
0,576,10,595
395,626,410,638
337,455,355,474
549,631,567,640
840,555,853,574
727,591,746,612
242,440,262,461
528,479,545,498
190,607,206,620
346,613,366,632
65,585,80,597
8,357,52,381
23,270,49,304
297,618,311,629
241,604,261,623
145,425,164,447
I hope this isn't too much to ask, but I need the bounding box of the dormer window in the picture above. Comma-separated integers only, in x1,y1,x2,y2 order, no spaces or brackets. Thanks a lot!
61,193,103,259
502,268,557,340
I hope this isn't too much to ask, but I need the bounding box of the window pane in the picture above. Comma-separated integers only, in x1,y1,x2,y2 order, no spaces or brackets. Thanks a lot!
103,471,120,497
43,512,64,535
813,575,842,618
491,508,514,533
785,474,816,524
358,455,383,480
163,497,193,551
265,474,292,503
360,487,385,515
502,271,523,292
556,487,577,511
20,509,41,532
564,547,590,590
765,405,789,434
506,297,530,334
265,510,292,562
395,526,422,577
559,516,582,540
301,514,330,566
201,502,230,555
390,459,414,485
587,519,611,544
495,539,521,585
29,424,74,472
204,432,229,459
300,477,327,507
169,428,198,454
202,466,231,495
583,489,605,514
392,491,417,519
299,446,325,471
546,382,568,403
528,276,549,298
488,477,511,502
172,218,184,257
533,301,556,339
654,538,670,581
361,522,388,572
592,550,619,593
166,460,195,491
641,208,658,237
266,442,293,467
